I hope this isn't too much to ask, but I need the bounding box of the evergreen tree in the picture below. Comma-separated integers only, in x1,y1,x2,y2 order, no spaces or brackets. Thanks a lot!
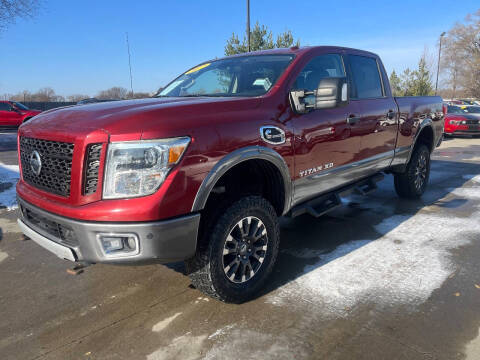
414,57,434,96
389,70,403,96
225,22,300,56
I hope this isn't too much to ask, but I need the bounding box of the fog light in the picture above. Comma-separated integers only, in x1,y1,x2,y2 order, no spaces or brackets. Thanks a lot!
97,233,139,257
101,237,124,252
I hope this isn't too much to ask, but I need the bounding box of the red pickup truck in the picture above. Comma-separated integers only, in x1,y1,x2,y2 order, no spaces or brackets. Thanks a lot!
0,101,41,127
16,47,444,302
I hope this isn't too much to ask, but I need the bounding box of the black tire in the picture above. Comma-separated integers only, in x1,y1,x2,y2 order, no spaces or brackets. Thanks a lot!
185,196,280,303
394,144,431,199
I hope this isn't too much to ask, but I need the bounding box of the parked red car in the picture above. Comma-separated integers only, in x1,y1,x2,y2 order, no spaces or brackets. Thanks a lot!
0,101,41,127
444,105,480,137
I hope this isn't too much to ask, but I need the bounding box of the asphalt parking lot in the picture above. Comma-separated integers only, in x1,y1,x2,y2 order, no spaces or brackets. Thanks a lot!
1,132,479,360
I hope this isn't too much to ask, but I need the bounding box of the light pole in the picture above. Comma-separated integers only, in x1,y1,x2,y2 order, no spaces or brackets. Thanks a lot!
126,32,134,98
435,31,446,96
246,0,250,52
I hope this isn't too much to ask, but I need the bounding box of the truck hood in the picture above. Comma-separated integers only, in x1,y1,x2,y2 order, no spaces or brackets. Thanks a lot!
20,96,262,141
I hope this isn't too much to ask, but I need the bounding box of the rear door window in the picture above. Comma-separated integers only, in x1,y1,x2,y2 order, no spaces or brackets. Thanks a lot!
0,102,11,111
349,55,384,99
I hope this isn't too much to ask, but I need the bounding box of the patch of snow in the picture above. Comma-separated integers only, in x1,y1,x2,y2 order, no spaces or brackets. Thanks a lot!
448,187,480,199
0,251,8,263
152,312,182,332
204,329,307,360
465,327,480,360
0,164,19,210
268,211,479,315
147,334,207,360
207,324,236,340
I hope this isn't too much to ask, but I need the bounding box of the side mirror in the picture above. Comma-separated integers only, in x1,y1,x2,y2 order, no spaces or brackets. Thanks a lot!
290,77,348,114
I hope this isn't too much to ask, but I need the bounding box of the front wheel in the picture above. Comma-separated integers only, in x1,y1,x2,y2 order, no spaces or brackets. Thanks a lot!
185,196,280,303
394,144,431,199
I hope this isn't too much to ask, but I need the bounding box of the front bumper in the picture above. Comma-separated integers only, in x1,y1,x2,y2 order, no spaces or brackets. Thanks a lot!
444,124,480,136
17,197,200,264
446,130,480,136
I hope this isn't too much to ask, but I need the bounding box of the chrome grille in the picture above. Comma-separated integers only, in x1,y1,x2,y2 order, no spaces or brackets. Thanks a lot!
20,137,74,196
83,143,102,195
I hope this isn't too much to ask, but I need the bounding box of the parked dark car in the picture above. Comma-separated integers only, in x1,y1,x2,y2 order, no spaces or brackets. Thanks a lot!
77,98,118,105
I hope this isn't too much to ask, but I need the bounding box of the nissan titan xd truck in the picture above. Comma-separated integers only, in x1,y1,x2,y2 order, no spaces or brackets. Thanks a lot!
16,46,444,302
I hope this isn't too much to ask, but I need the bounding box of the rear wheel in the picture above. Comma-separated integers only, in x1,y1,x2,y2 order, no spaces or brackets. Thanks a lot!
185,196,279,303
394,144,430,199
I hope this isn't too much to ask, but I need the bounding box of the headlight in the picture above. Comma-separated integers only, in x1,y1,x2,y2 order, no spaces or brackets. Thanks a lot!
103,137,190,199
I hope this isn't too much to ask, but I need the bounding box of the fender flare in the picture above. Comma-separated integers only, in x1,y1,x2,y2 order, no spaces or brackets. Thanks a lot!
406,118,435,163
191,146,292,215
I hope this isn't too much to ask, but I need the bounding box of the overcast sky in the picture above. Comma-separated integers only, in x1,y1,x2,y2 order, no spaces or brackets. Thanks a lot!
0,0,478,97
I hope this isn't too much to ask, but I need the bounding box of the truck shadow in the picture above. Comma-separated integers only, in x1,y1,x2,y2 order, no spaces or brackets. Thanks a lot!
254,158,480,300
165,158,480,301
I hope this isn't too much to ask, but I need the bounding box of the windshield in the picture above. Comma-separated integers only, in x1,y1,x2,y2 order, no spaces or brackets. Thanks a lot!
448,105,480,114
464,106,480,114
157,55,294,98
13,102,29,110
447,105,466,114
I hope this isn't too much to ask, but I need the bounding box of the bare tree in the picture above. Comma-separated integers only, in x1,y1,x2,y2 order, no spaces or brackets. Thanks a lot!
0,0,41,32
97,87,128,100
32,87,56,101
442,10,480,98
9,90,32,102
128,92,151,99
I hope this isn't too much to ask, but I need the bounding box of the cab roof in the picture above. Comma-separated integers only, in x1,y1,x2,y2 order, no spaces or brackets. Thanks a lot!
216,46,379,61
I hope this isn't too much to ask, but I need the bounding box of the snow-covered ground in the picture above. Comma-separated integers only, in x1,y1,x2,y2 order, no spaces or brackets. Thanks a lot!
0,163,19,210
268,210,478,315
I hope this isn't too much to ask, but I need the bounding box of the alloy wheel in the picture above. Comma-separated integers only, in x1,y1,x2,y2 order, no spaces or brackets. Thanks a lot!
222,216,268,284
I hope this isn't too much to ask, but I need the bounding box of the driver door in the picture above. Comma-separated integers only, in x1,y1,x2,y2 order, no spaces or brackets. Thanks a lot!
0,102,21,126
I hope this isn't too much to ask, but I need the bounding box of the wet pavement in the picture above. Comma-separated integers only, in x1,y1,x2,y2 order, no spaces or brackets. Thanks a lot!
0,133,479,360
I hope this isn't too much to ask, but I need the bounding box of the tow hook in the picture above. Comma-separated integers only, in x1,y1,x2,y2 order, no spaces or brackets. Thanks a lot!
66,262,90,275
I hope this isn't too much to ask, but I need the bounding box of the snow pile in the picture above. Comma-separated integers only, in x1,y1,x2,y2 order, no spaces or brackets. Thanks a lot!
0,163,19,210
268,211,479,315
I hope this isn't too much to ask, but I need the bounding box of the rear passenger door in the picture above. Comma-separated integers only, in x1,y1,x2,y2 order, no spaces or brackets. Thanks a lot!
347,54,398,172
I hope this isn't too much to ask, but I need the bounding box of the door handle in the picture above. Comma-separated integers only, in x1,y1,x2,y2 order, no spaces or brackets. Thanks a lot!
346,115,360,125
387,110,396,119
